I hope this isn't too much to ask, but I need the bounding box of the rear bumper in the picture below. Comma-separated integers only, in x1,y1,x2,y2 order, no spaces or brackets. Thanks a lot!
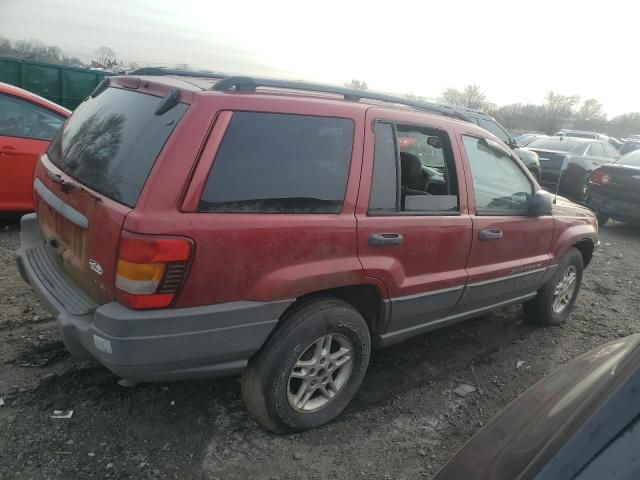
588,192,640,224
16,213,293,381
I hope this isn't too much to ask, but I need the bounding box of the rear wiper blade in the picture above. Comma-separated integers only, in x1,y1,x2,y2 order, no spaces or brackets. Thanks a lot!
46,171,102,201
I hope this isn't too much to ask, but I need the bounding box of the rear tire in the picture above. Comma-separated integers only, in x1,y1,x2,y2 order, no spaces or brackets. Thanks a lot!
575,174,590,203
242,298,371,434
524,247,584,326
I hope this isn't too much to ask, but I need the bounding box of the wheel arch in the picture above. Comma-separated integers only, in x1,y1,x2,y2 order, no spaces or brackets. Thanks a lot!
277,284,388,337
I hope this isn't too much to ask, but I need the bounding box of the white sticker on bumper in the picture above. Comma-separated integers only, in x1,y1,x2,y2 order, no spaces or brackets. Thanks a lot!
93,335,113,354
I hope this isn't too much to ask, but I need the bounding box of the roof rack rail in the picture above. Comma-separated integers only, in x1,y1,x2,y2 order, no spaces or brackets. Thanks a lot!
129,67,227,79
212,76,472,123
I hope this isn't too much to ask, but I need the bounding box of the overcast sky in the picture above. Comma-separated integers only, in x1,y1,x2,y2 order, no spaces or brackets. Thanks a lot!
1,0,637,116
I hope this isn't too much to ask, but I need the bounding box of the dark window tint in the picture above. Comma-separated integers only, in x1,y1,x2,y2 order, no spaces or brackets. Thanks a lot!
369,122,398,212
479,117,511,144
0,94,64,140
199,112,353,213
463,136,532,215
48,87,187,207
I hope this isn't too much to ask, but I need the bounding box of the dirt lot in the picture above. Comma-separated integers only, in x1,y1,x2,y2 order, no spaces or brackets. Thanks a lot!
1,219,639,480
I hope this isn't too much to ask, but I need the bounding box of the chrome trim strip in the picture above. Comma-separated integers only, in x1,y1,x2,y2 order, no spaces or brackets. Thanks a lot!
34,178,89,229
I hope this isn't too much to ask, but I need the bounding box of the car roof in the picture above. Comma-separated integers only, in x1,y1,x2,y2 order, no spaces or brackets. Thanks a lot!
0,82,71,116
120,74,476,129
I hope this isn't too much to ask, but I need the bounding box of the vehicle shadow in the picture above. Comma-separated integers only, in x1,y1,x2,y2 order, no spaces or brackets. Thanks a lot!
33,305,538,420
602,221,640,239
353,306,537,409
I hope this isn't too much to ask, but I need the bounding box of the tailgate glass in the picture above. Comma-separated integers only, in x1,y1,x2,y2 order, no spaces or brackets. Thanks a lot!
48,87,187,207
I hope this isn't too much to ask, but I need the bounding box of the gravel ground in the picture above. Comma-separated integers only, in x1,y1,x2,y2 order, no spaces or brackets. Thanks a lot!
1,219,639,480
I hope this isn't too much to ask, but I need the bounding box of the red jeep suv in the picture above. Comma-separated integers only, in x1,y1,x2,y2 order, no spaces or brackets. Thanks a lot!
16,74,598,433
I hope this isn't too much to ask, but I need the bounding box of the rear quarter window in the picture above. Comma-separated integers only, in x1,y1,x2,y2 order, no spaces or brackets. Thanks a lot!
198,112,354,213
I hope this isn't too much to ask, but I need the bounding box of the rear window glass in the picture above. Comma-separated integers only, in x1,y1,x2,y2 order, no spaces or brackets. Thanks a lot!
48,87,187,207
198,112,354,213
528,139,588,154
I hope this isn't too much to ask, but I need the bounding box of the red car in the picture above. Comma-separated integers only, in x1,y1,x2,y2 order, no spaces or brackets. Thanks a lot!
16,75,598,433
0,82,69,212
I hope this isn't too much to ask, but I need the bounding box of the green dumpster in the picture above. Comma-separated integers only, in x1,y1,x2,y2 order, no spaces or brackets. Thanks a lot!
0,57,109,110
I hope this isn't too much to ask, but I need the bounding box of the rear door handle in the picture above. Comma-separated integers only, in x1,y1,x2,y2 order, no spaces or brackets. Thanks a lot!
369,233,403,247
0,147,22,155
479,229,503,241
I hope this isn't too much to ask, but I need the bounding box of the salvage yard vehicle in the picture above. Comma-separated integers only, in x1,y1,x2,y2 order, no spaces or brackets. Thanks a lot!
433,334,640,480
0,82,69,212
16,74,598,433
527,136,620,202
587,149,640,226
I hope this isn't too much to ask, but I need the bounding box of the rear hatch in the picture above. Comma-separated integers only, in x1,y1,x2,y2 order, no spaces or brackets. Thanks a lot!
592,164,640,204
529,148,567,186
34,84,188,306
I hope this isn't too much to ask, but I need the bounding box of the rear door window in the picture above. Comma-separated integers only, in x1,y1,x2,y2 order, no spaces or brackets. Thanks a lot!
199,112,354,213
48,87,187,207
369,121,459,214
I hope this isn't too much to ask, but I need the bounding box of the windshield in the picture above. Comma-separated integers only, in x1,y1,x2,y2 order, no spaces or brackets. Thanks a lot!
528,138,588,154
617,149,640,167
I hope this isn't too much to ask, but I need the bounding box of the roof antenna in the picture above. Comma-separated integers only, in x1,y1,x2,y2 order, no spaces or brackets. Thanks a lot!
553,155,569,204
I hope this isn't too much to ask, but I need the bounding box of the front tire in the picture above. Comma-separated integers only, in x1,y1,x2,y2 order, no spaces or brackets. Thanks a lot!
242,298,371,434
524,247,584,326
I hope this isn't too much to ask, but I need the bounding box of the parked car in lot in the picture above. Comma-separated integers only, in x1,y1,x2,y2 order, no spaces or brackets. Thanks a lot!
0,82,69,212
527,136,620,202
433,334,640,480
515,132,548,146
445,106,542,181
619,139,640,155
556,129,607,140
587,149,640,225
16,74,598,433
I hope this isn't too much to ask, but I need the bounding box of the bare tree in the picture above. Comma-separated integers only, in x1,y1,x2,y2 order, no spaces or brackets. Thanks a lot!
440,85,488,110
540,91,581,134
344,79,368,90
609,113,640,138
94,46,116,66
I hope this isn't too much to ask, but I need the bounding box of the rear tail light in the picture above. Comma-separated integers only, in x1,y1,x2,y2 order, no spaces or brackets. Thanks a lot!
115,231,193,309
589,169,611,185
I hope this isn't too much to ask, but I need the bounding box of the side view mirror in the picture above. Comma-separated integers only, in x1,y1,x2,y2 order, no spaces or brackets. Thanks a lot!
529,190,553,216
508,138,520,149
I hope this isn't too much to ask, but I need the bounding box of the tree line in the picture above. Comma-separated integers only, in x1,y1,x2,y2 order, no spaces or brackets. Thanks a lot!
347,80,640,138
441,85,640,138
0,36,122,69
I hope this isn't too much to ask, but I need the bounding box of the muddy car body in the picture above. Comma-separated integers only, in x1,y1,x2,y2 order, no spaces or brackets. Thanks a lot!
16,74,598,432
